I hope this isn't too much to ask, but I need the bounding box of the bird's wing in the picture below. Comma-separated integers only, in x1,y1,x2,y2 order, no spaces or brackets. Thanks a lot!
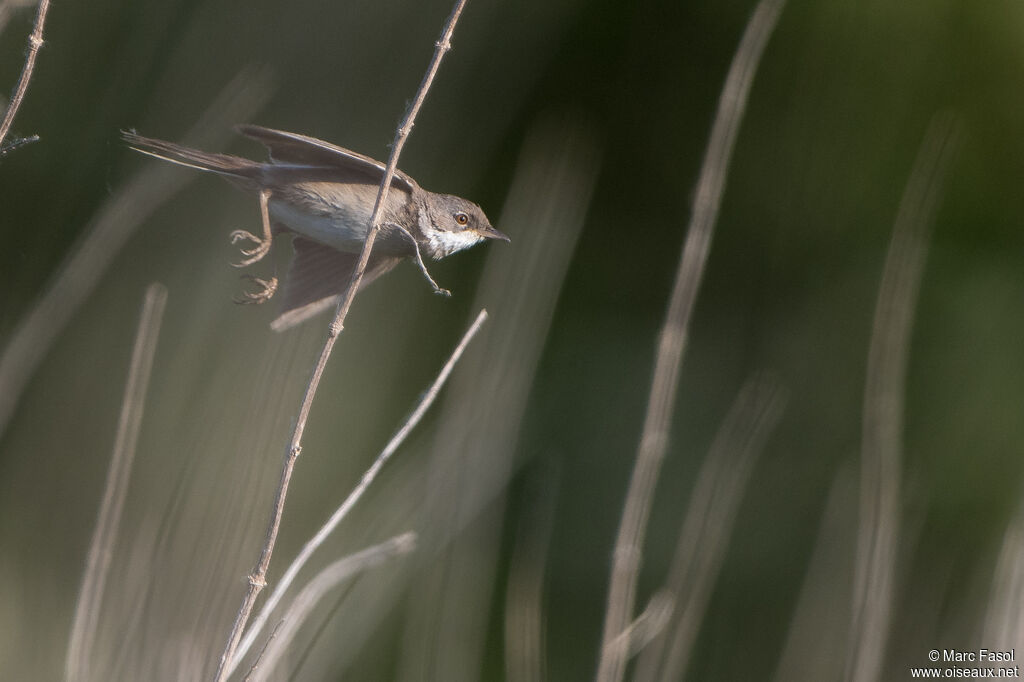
238,125,418,192
270,236,402,331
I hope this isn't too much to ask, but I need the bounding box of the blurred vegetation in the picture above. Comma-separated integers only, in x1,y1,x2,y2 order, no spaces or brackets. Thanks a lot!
2,0,1023,679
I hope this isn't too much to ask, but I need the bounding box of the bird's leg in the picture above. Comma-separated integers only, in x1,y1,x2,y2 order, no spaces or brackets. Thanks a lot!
230,189,274,267
387,222,451,297
234,274,278,305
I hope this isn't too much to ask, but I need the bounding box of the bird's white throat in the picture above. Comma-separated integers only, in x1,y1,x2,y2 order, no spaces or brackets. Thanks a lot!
418,210,484,258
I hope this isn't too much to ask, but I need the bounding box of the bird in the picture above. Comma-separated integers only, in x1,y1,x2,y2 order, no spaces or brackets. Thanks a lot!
123,125,508,330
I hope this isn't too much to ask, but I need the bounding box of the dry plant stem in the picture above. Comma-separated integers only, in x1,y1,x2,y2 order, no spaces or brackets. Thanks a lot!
243,621,284,682
595,1,786,680
845,114,960,682
250,533,417,682
0,0,50,149
65,283,168,682
331,0,469,332
0,67,270,437
226,309,488,677
213,3,469,679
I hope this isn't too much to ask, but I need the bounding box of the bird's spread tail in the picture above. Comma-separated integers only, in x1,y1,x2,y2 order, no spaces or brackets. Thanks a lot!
122,131,260,180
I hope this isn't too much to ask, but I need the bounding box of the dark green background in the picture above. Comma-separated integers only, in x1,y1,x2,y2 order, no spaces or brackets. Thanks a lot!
2,0,1023,679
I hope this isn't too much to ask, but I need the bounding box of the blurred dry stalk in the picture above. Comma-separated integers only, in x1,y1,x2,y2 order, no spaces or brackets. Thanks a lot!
0,67,272,438
504,462,559,682
845,113,961,682
64,283,168,682
0,0,36,43
983,502,1024,646
212,1,471,678
396,117,599,682
633,374,787,682
83,315,320,681
608,591,675,662
226,309,488,677
247,532,417,682
772,467,858,682
0,0,49,152
596,0,787,679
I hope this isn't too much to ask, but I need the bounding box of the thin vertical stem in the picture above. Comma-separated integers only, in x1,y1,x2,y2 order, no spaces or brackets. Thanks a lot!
0,0,51,150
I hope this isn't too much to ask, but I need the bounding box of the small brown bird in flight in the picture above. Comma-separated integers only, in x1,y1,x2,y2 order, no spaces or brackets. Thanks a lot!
124,125,508,330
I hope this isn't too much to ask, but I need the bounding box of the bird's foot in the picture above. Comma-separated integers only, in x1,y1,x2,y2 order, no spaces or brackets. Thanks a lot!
230,229,272,267
412,253,451,297
233,274,278,305
230,189,275,267
386,221,451,297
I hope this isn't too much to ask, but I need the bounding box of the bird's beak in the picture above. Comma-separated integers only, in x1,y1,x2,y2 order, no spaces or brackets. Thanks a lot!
479,225,510,242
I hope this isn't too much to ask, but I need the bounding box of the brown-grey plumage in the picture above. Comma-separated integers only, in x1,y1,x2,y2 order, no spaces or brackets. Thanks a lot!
122,126,508,329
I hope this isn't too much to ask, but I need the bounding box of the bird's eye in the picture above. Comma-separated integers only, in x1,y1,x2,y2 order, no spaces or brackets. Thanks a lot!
454,212,469,226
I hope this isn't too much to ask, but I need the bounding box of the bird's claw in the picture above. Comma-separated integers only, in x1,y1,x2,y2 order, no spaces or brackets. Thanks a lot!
230,229,272,267
233,274,278,305
434,286,452,297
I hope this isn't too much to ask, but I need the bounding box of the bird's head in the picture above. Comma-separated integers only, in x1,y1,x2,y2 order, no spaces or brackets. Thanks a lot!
420,194,509,259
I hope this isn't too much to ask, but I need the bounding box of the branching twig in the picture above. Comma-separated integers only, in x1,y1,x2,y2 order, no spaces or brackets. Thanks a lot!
595,1,786,680
0,0,51,152
65,284,169,682
248,533,417,682
225,309,488,677
212,3,470,679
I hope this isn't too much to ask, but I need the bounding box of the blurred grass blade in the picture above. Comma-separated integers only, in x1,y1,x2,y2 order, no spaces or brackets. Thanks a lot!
396,115,601,682
504,461,559,682
983,503,1024,646
596,0,787,679
632,373,787,682
846,113,961,682
65,283,168,682
773,467,858,682
0,66,272,438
